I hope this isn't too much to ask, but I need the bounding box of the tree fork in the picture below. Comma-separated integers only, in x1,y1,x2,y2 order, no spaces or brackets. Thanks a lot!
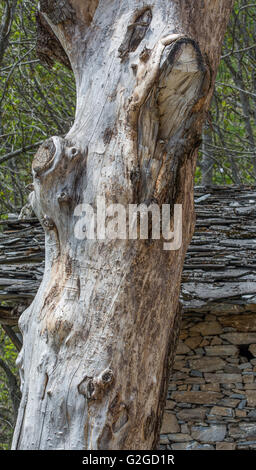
12,0,234,450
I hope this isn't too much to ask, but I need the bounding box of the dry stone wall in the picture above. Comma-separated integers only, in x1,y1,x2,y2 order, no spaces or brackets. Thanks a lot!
160,306,256,450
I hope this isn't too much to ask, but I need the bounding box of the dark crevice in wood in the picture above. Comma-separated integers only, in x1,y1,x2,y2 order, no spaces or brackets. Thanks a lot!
118,8,152,61
36,12,71,69
41,373,49,400
39,0,75,25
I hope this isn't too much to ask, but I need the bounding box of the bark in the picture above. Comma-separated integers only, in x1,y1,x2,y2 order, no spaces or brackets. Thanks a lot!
201,125,213,186
12,0,234,450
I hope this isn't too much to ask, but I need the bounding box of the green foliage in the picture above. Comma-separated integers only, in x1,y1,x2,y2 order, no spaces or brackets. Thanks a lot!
0,1,75,448
0,326,18,450
0,0,75,218
197,0,256,185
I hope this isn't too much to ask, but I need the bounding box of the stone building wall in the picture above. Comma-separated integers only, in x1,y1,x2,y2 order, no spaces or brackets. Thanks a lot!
160,306,256,450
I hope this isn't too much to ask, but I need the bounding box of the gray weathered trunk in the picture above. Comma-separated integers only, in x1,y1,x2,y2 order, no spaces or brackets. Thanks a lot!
12,0,234,450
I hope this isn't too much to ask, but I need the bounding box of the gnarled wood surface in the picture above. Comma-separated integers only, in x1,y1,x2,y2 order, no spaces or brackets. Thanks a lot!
9,0,234,450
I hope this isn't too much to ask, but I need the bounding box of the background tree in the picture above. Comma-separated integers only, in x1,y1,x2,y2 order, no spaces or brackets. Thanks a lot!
0,0,75,218
0,329,20,449
0,0,75,448
198,1,256,185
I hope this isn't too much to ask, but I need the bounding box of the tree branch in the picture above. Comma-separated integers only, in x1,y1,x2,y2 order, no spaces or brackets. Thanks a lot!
0,0,18,64
0,357,21,420
1,325,22,352
0,141,44,165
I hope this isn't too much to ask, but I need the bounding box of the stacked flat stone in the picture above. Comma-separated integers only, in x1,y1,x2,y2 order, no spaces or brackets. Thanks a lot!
160,310,256,450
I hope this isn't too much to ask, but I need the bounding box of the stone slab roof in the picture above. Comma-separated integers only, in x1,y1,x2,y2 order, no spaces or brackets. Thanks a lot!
0,185,256,325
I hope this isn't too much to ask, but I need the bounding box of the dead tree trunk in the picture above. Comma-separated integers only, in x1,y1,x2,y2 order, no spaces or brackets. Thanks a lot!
12,0,234,450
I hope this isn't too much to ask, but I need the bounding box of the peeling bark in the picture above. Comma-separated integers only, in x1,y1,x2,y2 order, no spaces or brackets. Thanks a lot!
13,0,234,450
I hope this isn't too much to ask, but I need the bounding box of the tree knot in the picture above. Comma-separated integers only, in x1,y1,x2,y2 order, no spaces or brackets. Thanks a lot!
32,138,56,178
78,368,114,401
43,215,55,230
